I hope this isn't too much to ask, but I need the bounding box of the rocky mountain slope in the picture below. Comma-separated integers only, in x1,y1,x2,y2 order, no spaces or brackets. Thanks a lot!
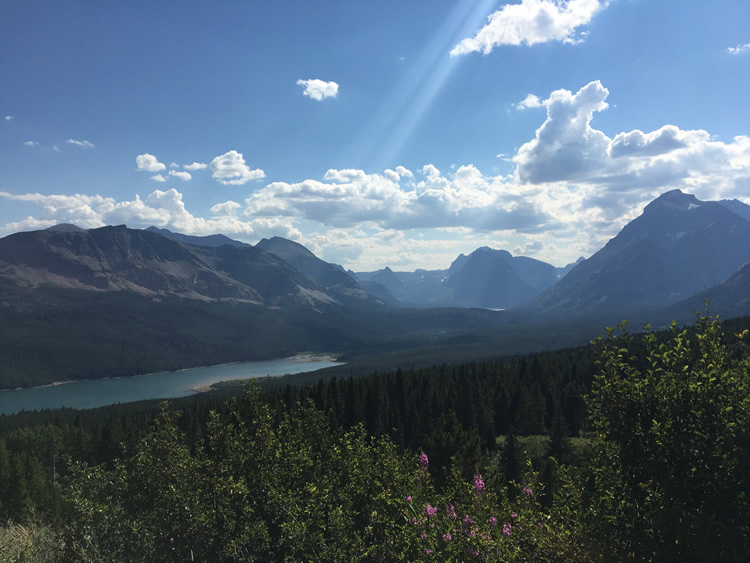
0,225,336,308
527,190,750,317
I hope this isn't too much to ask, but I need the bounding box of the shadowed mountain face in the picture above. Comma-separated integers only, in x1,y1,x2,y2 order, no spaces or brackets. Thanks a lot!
255,236,382,306
0,225,333,307
528,190,750,318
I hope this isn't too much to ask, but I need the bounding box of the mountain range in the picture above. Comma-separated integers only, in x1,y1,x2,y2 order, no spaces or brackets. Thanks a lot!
1,189,750,388
1,189,749,318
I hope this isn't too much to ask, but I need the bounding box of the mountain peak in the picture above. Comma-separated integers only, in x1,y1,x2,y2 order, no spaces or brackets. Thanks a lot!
645,189,701,213
46,223,84,232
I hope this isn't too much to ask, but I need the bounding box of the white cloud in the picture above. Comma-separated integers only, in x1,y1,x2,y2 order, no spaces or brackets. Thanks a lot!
0,188,300,241
4,79,750,271
209,150,265,185
728,42,750,55
451,0,607,56
3,216,58,232
0,191,114,229
511,80,750,206
297,78,339,101
242,165,556,234
151,174,167,183
4,115,12,121
515,93,544,110
66,138,94,148
24,140,39,147
169,162,179,168
210,200,242,216
136,153,166,172
168,170,192,181
609,125,687,158
184,162,207,170
515,80,611,184
421,164,441,178
52,145,60,152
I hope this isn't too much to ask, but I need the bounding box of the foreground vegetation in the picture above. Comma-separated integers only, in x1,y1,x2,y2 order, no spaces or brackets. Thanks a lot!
1,313,749,560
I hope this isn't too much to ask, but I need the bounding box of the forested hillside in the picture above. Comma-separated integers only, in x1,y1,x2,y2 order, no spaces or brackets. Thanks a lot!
1,313,749,560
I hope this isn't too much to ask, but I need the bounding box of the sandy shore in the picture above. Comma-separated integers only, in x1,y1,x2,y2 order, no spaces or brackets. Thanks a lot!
188,354,340,393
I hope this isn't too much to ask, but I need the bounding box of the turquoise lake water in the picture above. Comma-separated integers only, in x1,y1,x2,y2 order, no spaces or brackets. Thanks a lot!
0,356,341,415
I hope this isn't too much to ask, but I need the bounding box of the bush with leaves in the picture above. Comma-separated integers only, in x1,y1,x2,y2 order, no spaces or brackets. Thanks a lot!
580,313,750,559
66,388,418,561
403,452,582,561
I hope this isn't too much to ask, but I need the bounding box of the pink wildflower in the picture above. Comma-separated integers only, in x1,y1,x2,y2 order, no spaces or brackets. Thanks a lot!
406,495,412,502
488,516,498,527
463,514,474,524
419,453,429,468
511,512,517,519
503,523,512,536
443,532,452,541
424,504,438,517
473,474,485,493
522,486,533,496
425,549,433,555
447,504,457,520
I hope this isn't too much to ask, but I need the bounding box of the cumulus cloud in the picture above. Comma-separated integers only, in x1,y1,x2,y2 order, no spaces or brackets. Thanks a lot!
136,153,166,172
728,42,750,55
237,79,750,265
451,0,607,55
0,188,301,242
297,78,339,101
609,125,688,158
515,80,611,184
515,93,544,110
4,78,750,270
4,115,13,121
242,164,557,234
66,138,94,148
210,200,242,216
169,170,192,181
210,150,265,185
151,174,167,183
511,79,750,207
24,140,39,147
396,166,414,178
184,162,208,170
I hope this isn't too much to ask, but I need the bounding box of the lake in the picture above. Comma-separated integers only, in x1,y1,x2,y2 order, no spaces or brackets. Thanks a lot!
0,356,342,415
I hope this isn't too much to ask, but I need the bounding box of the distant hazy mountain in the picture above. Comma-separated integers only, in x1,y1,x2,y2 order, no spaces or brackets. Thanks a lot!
0,225,337,308
357,247,569,309
528,189,750,317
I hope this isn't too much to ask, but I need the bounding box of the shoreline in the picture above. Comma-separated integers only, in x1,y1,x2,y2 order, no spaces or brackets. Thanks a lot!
188,354,341,393
1,353,339,394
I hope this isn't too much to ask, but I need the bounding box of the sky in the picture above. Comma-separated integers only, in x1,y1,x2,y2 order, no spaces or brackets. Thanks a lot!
1,0,749,271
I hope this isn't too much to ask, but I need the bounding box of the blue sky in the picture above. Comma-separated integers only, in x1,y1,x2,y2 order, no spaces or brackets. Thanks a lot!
1,0,749,270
